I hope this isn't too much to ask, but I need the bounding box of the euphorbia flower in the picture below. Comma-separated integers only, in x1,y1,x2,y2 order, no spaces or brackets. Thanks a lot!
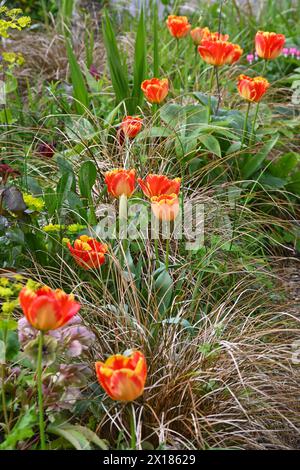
138,174,181,198
198,39,243,66
67,235,108,270
237,75,270,102
151,194,180,222
105,168,136,198
141,78,169,104
166,15,191,38
95,351,147,402
121,116,143,139
19,285,80,331
255,31,285,60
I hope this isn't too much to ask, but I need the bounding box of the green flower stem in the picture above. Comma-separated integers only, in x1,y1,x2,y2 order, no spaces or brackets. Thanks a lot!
37,331,46,450
130,404,136,450
207,67,215,123
241,101,251,148
1,325,9,434
119,194,128,257
250,102,260,146
165,237,170,271
154,237,159,268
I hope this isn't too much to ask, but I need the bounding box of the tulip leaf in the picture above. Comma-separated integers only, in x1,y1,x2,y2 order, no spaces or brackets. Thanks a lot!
198,134,222,157
48,423,108,450
269,152,300,178
154,268,174,314
241,135,279,179
79,161,97,199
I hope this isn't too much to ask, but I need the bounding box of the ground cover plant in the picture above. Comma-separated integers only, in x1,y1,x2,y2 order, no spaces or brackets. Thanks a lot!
0,0,300,451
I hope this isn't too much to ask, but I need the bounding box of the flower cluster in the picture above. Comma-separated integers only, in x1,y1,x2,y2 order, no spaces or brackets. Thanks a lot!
23,193,45,213
0,7,31,38
0,274,23,314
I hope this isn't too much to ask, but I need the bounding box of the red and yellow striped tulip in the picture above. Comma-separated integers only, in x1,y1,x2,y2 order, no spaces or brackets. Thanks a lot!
95,351,147,402
166,15,191,39
255,31,285,60
121,116,143,139
237,75,270,102
19,285,80,331
138,174,181,198
141,78,169,104
105,168,136,198
151,193,180,222
68,235,108,270
198,39,243,66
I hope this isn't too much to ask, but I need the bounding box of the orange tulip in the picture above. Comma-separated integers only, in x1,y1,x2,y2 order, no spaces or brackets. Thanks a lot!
67,235,108,270
138,174,181,198
19,285,80,331
237,75,270,102
198,39,243,66
105,168,136,198
141,78,169,104
166,15,191,39
95,351,147,402
121,116,143,139
255,31,285,60
191,27,229,45
151,194,180,222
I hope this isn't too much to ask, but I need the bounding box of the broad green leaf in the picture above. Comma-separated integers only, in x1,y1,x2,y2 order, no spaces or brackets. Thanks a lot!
48,423,108,450
198,134,221,157
269,152,299,178
154,268,174,314
286,171,300,195
79,161,97,199
0,407,37,450
241,135,279,179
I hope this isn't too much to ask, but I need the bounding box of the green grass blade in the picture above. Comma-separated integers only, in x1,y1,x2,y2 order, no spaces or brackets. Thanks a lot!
153,1,159,77
66,40,89,115
132,6,147,111
102,10,130,110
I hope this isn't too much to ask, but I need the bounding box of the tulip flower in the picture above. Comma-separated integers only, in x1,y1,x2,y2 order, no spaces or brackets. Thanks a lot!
121,116,143,139
255,31,285,60
138,174,181,198
191,27,229,45
95,351,147,402
198,39,243,67
151,193,180,222
166,15,191,39
141,78,169,104
19,285,81,332
67,235,108,270
105,168,136,198
237,75,270,103
19,284,81,450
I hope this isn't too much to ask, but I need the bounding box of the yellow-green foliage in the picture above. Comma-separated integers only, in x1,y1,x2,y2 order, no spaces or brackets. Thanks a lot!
0,6,31,38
